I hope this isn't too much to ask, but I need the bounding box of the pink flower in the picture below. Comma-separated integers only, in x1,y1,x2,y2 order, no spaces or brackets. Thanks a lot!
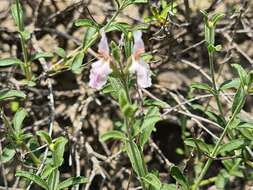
89,31,112,90
129,31,152,88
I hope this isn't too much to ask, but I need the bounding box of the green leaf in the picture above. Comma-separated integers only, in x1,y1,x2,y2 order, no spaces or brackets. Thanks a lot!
123,32,132,58
11,1,24,31
100,130,126,142
55,48,66,58
211,13,225,26
151,6,160,19
144,15,156,23
218,139,246,154
0,89,26,101
215,44,222,51
139,107,161,148
111,41,121,63
219,79,240,91
160,2,177,19
239,128,253,140
143,99,168,108
228,117,241,130
83,27,98,49
232,64,247,86
52,137,68,167
20,30,31,41
36,130,52,144
20,79,36,87
215,169,229,190
142,173,162,189
21,133,33,141
247,70,253,86
105,22,130,33
118,89,137,117
237,122,253,129
16,171,49,190
131,0,148,4
231,88,246,114
222,159,243,178
31,52,54,61
122,104,138,118
114,0,122,8
71,52,84,74
41,164,56,179
205,25,215,45
75,19,98,28
47,169,59,190
111,22,128,31
228,159,244,177
161,184,177,190
170,166,189,190
124,0,148,7
131,23,149,32
132,119,142,137
13,108,27,134
192,105,225,126
0,58,23,66
222,159,234,171
191,82,213,93
125,141,146,177
57,176,88,189
119,89,128,110
103,77,123,98
184,138,211,154
0,145,15,163
200,10,208,25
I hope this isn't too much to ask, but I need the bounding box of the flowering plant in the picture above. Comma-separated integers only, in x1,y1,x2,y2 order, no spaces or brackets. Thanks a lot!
89,30,152,90
0,0,253,190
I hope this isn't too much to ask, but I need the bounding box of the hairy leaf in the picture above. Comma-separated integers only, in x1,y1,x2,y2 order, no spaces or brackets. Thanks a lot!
170,166,189,190
0,89,26,101
0,145,15,163
16,171,49,190
0,58,22,66
100,130,126,142
58,176,88,189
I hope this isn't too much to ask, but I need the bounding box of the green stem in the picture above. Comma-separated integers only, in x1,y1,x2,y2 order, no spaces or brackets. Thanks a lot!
192,95,246,190
16,0,32,80
209,51,224,119
1,111,40,167
22,143,40,167
122,72,147,189
20,35,31,80
199,177,216,186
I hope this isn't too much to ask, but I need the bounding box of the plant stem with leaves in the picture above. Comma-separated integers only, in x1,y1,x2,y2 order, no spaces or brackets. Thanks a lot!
121,77,148,189
208,49,224,118
15,0,32,80
192,90,246,189
22,143,40,167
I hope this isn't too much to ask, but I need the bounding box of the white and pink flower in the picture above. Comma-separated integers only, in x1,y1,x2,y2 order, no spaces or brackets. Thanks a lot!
89,31,112,90
89,30,151,90
129,31,152,88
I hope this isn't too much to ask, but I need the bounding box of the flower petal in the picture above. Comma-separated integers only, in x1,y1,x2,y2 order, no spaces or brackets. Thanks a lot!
133,30,145,58
89,60,112,90
98,30,109,57
129,57,152,88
